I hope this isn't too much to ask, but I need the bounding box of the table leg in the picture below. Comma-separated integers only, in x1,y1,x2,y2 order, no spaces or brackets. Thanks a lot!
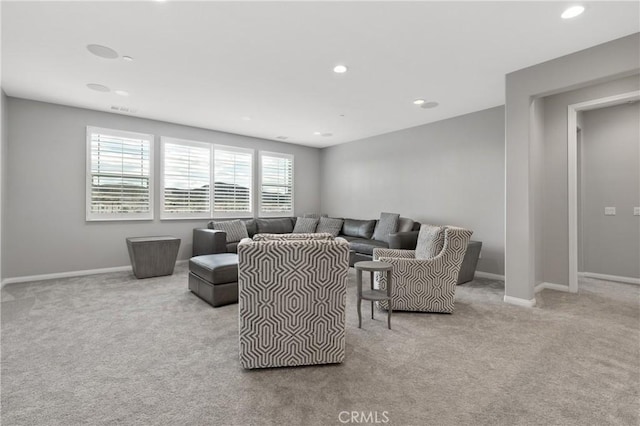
387,269,392,330
370,271,375,319
357,269,362,328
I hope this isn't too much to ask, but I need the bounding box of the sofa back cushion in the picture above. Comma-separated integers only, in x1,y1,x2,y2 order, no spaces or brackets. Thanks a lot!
255,218,294,234
244,219,258,237
415,224,446,259
397,217,415,233
342,219,377,239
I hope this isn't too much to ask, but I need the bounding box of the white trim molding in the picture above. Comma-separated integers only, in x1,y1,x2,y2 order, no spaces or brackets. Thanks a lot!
534,282,571,293
1,260,188,287
579,272,640,286
504,295,536,308
474,271,505,281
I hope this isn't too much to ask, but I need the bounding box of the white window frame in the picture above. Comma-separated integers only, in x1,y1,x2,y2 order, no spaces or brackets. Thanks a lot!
160,137,214,220
213,144,254,219
86,126,154,221
258,151,294,218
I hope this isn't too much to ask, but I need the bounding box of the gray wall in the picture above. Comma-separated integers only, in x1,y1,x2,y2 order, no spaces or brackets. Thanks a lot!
505,33,640,301
4,98,321,279
541,75,640,285
580,102,640,278
320,106,505,275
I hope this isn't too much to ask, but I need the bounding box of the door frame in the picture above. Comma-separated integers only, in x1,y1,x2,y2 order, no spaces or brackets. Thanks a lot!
567,90,640,293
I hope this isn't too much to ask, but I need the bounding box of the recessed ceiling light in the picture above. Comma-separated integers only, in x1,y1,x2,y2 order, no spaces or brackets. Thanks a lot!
333,65,348,74
421,101,439,109
561,5,585,19
413,99,425,105
313,131,322,135
241,116,251,121
87,83,110,92
114,90,129,96
86,44,119,59
122,56,134,62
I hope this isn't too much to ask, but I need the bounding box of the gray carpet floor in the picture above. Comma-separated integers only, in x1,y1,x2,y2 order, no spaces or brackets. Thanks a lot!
1,266,638,426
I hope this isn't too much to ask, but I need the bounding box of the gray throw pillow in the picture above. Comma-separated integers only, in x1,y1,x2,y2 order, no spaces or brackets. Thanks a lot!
212,219,249,243
372,212,400,243
415,224,445,259
397,217,415,232
293,217,319,233
316,217,344,237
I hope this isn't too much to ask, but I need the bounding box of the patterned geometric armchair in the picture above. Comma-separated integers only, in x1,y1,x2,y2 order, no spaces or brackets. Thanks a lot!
237,233,350,369
373,225,472,313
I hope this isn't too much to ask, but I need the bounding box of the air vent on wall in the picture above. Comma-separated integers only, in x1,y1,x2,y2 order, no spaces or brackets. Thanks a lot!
111,105,138,114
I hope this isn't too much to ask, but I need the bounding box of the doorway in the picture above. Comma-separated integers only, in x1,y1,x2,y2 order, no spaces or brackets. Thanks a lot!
567,90,640,292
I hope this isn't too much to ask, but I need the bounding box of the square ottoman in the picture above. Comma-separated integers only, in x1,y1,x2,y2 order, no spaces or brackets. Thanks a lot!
189,253,238,307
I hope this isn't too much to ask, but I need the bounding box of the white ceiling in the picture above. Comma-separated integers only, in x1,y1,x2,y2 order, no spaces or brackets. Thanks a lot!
2,1,639,148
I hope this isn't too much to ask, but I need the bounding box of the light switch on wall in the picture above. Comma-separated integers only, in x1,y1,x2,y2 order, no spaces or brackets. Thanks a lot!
634,207,640,216
604,207,616,216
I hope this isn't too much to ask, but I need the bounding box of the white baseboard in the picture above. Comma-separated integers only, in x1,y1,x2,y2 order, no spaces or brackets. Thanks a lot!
1,260,188,287
474,271,505,281
503,295,536,308
534,282,571,293
579,272,640,285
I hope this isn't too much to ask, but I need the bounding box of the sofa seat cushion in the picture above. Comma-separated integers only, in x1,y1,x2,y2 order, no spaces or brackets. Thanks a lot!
349,238,389,255
189,253,239,284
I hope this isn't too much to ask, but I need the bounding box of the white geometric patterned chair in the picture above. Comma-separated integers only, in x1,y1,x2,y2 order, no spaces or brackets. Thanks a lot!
373,226,473,313
237,234,350,369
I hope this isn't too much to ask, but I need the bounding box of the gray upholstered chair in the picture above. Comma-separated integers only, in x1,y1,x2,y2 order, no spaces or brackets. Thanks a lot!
373,225,473,313
237,233,350,369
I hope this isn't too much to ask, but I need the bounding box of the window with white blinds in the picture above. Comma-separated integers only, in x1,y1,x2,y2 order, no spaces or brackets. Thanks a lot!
259,152,294,217
86,127,154,221
213,145,253,217
161,138,212,219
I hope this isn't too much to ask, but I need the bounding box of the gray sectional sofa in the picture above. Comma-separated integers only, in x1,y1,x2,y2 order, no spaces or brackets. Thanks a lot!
192,217,419,265
191,216,481,285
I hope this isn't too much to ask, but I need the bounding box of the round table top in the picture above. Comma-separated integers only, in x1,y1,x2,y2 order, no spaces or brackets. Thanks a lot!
354,261,393,272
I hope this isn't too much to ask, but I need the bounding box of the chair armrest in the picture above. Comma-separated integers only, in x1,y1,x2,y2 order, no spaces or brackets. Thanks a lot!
192,228,227,256
373,248,416,260
389,231,419,250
